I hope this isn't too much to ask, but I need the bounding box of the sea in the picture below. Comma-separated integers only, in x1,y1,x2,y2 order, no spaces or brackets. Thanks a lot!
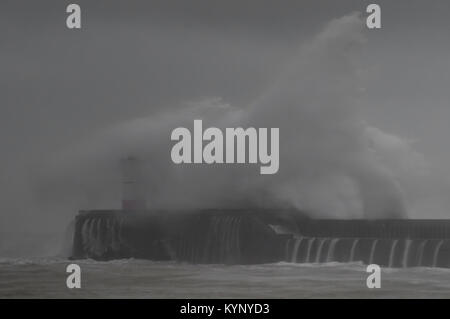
0,258,449,298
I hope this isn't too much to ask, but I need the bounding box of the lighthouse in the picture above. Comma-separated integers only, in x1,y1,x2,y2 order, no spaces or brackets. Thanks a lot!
120,156,146,210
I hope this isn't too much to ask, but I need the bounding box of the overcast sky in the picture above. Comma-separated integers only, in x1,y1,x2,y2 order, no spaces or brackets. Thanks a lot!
1,1,450,163
1,1,450,242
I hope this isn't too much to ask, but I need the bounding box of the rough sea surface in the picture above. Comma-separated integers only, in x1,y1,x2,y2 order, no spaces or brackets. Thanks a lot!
0,258,449,298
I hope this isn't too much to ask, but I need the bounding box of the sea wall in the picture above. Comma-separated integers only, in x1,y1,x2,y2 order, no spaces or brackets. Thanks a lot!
71,210,286,264
70,210,450,268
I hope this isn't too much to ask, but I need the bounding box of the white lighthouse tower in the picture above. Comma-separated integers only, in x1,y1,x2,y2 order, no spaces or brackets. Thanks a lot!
120,156,146,210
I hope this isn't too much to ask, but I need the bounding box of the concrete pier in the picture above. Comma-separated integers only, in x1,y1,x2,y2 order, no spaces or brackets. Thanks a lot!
70,209,450,268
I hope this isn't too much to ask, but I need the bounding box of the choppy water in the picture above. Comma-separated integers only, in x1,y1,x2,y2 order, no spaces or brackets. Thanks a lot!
0,258,449,298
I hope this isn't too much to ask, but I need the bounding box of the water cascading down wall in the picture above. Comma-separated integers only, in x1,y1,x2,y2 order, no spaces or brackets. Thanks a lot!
287,220,450,268
70,210,450,268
